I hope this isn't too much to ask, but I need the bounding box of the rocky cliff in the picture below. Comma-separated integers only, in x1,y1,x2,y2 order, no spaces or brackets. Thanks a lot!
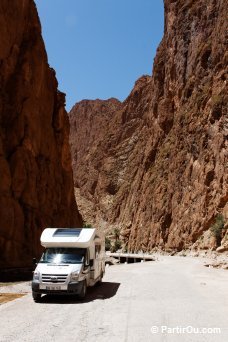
70,0,227,252
0,0,82,268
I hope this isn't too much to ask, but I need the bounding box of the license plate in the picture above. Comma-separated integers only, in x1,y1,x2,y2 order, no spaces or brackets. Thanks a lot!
39,284,67,290
46,285,61,291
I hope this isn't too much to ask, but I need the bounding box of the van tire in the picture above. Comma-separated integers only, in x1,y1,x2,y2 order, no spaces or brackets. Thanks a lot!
32,292,41,303
78,280,87,299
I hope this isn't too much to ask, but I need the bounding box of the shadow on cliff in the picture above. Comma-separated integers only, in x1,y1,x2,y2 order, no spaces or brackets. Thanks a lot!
38,282,121,304
0,268,33,282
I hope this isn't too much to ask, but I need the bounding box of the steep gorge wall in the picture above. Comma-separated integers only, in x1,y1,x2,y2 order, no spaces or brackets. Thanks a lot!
0,0,82,268
70,0,227,252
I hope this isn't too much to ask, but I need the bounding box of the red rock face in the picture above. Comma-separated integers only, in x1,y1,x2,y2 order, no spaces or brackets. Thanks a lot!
0,0,82,267
70,0,227,252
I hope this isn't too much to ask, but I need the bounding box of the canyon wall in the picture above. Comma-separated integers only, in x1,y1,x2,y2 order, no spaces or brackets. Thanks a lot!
0,0,82,268
70,0,227,252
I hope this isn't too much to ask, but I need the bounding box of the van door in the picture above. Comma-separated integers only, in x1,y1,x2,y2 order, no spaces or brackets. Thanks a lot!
93,244,102,279
83,248,90,285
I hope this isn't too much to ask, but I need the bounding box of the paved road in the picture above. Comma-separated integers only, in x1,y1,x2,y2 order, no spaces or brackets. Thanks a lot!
0,256,228,342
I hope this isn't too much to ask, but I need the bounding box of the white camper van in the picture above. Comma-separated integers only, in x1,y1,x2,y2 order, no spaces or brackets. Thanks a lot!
32,228,105,302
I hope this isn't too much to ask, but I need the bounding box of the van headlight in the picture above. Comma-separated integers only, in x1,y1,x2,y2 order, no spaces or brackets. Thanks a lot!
33,271,40,281
71,271,79,281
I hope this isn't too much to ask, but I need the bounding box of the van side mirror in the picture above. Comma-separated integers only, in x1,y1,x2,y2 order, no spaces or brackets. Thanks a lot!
32,257,37,265
89,260,94,267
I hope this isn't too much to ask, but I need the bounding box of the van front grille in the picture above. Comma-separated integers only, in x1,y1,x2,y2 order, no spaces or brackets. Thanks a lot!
42,274,68,283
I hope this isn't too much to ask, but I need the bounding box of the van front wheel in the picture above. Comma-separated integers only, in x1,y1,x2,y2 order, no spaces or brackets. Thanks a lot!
32,292,41,303
78,280,87,299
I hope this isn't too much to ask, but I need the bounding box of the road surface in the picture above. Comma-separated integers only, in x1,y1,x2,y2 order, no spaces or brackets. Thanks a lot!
0,256,228,342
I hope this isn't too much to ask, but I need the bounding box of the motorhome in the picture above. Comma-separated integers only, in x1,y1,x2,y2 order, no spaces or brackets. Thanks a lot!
32,228,105,302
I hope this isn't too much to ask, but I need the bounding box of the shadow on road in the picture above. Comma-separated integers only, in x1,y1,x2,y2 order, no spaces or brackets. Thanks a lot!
39,281,121,304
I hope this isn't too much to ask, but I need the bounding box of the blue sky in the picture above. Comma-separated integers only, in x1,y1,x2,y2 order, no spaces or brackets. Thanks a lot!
35,0,164,111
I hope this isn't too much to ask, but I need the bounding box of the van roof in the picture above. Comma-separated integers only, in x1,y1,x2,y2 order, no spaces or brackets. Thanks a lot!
40,228,100,248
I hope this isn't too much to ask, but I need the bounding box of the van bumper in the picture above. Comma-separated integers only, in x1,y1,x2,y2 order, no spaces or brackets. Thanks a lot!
32,281,84,295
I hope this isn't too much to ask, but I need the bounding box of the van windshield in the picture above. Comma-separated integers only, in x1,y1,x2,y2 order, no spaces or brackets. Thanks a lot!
39,248,86,264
